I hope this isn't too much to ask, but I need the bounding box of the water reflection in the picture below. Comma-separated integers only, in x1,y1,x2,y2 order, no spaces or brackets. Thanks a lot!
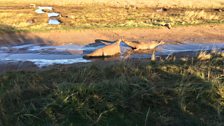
0,42,223,67
48,19,61,25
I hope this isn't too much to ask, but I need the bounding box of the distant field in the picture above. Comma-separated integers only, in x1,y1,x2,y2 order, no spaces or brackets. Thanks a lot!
0,0,224,8
0,0,224,33
0,5,224,33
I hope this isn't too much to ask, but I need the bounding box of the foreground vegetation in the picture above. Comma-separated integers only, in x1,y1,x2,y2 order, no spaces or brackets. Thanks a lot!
0,4,224,32
0,54,223,125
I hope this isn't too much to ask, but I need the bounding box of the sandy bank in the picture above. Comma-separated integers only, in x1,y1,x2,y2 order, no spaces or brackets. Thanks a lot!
0,24,224,46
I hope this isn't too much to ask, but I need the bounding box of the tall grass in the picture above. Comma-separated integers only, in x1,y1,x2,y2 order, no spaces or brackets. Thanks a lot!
0,54,223,125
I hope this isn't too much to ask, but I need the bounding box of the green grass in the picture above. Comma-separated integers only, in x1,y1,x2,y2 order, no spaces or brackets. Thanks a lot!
0,54,224,126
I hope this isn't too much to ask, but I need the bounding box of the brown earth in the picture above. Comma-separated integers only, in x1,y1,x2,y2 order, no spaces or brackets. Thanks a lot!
0,24,224,46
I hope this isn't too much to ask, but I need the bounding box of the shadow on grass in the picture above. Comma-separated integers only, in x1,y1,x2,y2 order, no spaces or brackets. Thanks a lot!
0,24,58,73
0,24,54,45
0,59,223,126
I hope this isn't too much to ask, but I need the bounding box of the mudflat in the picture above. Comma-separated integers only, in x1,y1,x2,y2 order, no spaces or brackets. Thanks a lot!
0,24,224,45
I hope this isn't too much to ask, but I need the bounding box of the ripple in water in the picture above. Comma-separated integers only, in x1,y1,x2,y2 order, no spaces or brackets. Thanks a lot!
0,42,223,67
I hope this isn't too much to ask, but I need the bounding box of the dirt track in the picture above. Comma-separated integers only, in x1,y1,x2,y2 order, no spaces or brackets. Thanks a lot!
0,24,224,45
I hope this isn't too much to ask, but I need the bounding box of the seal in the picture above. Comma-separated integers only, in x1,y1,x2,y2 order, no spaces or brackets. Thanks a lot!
123,39,165,50
84,39,122,58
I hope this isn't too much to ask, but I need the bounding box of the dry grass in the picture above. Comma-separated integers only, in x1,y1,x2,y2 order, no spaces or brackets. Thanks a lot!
197,51,212,61
221,52,224,57
184,10,219,20
0,0,224,8
0,5,224,32
182,10,220,24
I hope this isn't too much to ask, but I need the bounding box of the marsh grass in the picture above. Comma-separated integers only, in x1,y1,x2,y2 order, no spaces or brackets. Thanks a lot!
0,54,223,126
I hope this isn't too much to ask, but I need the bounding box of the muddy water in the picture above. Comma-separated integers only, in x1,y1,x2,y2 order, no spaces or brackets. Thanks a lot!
129,42,224,59
0,42,223,68
48,19,61,25
0,44,96,67
48,12,61,25
34,6,61,25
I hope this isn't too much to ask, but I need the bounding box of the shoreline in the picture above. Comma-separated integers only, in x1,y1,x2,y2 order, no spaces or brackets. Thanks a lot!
0,24,224,46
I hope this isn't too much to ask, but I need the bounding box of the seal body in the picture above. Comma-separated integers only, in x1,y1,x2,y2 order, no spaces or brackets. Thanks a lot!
124,40,165,50
84,39,122,58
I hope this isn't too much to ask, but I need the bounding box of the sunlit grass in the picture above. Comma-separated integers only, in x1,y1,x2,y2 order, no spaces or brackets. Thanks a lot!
0,4,224,32
0,0,224,8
